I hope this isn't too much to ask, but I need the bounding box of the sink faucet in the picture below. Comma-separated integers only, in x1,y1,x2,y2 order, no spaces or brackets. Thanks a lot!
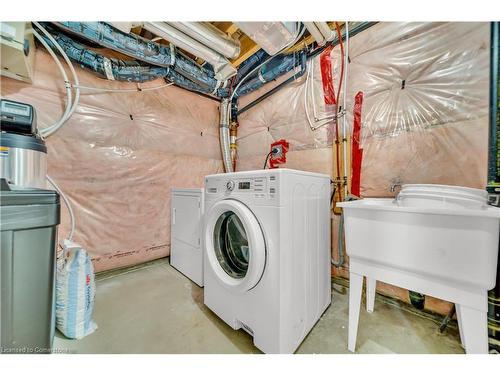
390,183,402,193
390,183,403,205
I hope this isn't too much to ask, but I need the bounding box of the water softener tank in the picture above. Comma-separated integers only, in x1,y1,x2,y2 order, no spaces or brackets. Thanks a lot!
0,99,47,189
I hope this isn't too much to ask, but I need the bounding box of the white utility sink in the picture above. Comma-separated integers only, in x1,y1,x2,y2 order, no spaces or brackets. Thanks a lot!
396,184,488,209
338,186,500,354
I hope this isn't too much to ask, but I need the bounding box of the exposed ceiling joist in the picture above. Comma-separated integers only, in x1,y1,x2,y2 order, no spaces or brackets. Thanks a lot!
231,34,260,67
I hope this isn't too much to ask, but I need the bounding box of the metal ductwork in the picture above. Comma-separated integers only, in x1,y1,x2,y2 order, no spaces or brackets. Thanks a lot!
143,22,237,81
219,98,233,173
167,22,240,59
305,22,335,45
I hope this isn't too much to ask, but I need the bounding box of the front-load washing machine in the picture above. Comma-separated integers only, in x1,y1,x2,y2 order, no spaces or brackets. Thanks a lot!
203,169,331,353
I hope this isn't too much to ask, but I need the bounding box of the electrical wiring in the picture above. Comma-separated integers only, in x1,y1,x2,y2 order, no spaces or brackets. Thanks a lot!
262,151,273,170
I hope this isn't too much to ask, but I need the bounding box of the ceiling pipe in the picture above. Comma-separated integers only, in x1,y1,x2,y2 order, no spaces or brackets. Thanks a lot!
237,22,377,114
314,22,336,42
39,24,230,98
52,22,222,90
143,22,237,81
167,22,240,60
304,22,327,46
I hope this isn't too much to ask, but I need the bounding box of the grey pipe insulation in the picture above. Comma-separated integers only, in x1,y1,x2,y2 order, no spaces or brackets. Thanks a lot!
39,22,311,101
233,51,306,98
37,22,377,102
35,24,230,96
236,49,269,81
49,22,228,94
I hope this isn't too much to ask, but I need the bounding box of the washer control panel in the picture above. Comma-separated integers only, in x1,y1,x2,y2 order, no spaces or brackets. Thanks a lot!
226,180,235,191
206,174,278,200
234,177,266,193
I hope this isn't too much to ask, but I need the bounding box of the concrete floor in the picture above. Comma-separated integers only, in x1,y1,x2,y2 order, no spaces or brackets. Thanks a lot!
54,258,464,354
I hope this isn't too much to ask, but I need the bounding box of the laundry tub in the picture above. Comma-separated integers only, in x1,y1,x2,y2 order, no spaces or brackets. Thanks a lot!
338,197,500,353
397,184,488,210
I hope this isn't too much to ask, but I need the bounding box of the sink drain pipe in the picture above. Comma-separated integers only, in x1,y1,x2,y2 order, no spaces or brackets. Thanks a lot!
331,213,345,267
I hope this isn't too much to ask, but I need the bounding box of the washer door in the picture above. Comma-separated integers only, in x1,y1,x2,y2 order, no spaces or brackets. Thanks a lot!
205,199,266,293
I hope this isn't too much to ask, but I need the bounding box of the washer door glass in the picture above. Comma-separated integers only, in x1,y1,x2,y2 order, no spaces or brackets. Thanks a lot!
213,211,249,278
205,199,266,292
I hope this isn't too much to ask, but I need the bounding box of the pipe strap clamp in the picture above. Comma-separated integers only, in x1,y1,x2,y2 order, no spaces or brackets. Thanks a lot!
257,69,267,84
169,44,176,67
102,57,115,81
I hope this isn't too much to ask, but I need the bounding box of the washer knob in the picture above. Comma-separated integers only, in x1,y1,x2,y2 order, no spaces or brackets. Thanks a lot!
226,180,235,191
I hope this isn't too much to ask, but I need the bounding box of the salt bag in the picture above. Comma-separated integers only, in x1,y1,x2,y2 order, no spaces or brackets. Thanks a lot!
56,239,98,339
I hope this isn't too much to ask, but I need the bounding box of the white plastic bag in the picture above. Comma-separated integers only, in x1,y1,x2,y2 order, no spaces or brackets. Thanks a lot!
56,239,98,339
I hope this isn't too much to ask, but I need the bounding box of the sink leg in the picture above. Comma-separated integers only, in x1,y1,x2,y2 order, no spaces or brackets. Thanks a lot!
366,277,376,313
348,272,364,352
456,304,488,354
455,304,466,348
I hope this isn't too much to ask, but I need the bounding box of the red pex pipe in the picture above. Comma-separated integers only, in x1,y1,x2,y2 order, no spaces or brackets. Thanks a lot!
320,44,341,203
319,45,337,106
351,91,364,197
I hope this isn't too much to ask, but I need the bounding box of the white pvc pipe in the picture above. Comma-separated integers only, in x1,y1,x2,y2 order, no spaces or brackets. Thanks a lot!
304,61,331,131
168,22,240,59
143,22,236,81
304,61,316,130
304,22,326,46
30,29,73,137
32,22,80,138
314,22,336,42
46,175,75,242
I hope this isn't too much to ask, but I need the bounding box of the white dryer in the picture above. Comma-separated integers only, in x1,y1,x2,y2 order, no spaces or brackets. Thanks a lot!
203,169,331,353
